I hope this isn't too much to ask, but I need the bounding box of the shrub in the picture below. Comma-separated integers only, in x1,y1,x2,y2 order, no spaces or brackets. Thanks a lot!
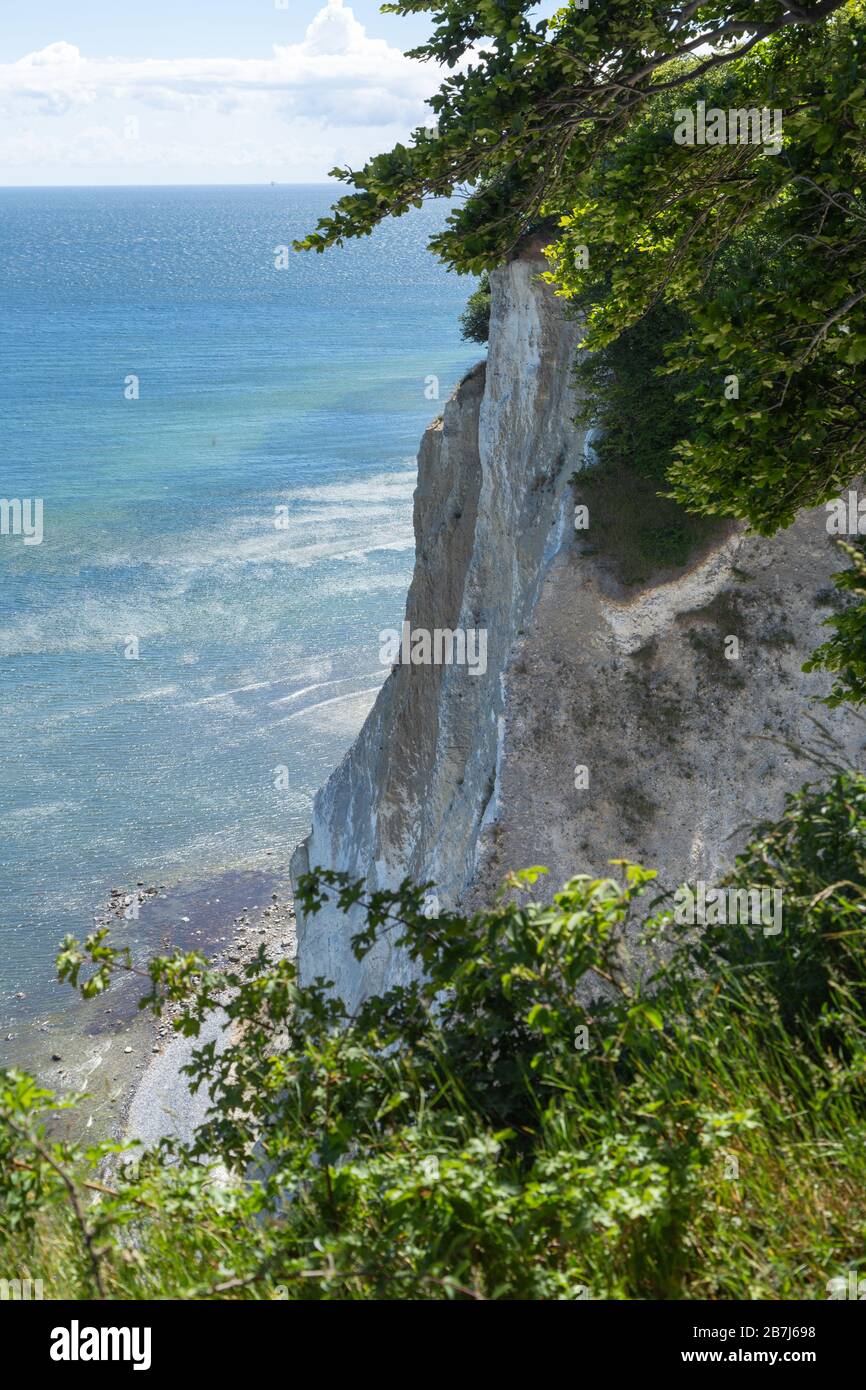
459,273,491,345
804,542,866,708
2,776,866,1299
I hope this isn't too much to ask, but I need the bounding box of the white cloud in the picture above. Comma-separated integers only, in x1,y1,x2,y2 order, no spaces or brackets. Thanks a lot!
0,0,460,182
16,40,84,69
304,0,369,55
0,0,432,125
0,120,413,176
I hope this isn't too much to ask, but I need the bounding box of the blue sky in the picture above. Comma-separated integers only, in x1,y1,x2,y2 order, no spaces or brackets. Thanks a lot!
0,1,555,186
0,2,435,63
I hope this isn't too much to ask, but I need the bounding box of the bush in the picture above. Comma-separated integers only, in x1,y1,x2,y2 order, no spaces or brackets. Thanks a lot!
459,273,491,345
2,776,866,1299
804,542,866,708
571,301,727,585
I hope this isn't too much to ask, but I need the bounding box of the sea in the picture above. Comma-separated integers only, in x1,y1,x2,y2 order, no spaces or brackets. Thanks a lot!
0,184,479,1064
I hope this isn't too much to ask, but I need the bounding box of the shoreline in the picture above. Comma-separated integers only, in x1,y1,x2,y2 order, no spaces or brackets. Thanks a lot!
123,885,296,1151
5,864,296,1150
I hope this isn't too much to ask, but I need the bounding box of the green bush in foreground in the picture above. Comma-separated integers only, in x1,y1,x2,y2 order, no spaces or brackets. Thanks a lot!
2,773,866,1300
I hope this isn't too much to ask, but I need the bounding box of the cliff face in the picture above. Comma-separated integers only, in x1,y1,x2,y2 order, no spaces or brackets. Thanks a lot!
291,241,865,1007
291,236,585,1006
466,510,865,921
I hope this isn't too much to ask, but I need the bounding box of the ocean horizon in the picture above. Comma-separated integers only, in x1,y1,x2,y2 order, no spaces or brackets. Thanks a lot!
0,183,479,1056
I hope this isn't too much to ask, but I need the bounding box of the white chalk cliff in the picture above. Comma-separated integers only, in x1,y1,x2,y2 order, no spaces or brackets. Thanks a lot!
291,234,865,1008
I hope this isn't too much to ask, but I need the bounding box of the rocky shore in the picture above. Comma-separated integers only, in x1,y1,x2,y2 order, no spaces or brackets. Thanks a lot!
4,865,295,1149
124,884,296,1151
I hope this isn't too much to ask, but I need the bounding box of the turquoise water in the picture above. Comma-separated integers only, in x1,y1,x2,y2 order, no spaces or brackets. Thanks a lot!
0,185,479,1032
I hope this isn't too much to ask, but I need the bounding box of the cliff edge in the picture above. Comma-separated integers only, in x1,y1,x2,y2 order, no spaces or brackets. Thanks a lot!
291,240,864,1008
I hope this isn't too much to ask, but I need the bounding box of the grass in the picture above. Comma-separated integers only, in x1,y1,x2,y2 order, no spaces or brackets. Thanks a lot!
573,456,727,589
2,774,866,1299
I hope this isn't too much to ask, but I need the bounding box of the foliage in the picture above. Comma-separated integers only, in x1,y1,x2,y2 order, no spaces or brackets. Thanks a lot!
5,1,866,1307
804,541,866,706
710,770,866,1034
296,2,850,273
572,300,725,581
552,14,866,533
460,271,491,343
3,775,866,1298
575,302,699,484
298,2,866,535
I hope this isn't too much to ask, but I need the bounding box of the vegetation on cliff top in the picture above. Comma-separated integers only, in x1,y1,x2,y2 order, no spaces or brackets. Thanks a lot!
301,1,866,669
805,541,866,705
459,270,491,343
297,2,866,531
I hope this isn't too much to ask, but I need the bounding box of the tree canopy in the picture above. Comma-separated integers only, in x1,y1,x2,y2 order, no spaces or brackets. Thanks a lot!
297,2,866,535
298,1,851,275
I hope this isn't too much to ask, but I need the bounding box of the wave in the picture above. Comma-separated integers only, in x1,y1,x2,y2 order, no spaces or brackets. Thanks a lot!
1,800,78,823
188,678,278,707
268,673,384,708
273,683,384,726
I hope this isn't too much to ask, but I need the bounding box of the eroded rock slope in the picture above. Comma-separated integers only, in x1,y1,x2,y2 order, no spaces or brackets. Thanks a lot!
292,237,864,1007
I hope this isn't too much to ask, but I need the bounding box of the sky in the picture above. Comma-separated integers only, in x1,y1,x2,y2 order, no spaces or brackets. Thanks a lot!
0,0,555,186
